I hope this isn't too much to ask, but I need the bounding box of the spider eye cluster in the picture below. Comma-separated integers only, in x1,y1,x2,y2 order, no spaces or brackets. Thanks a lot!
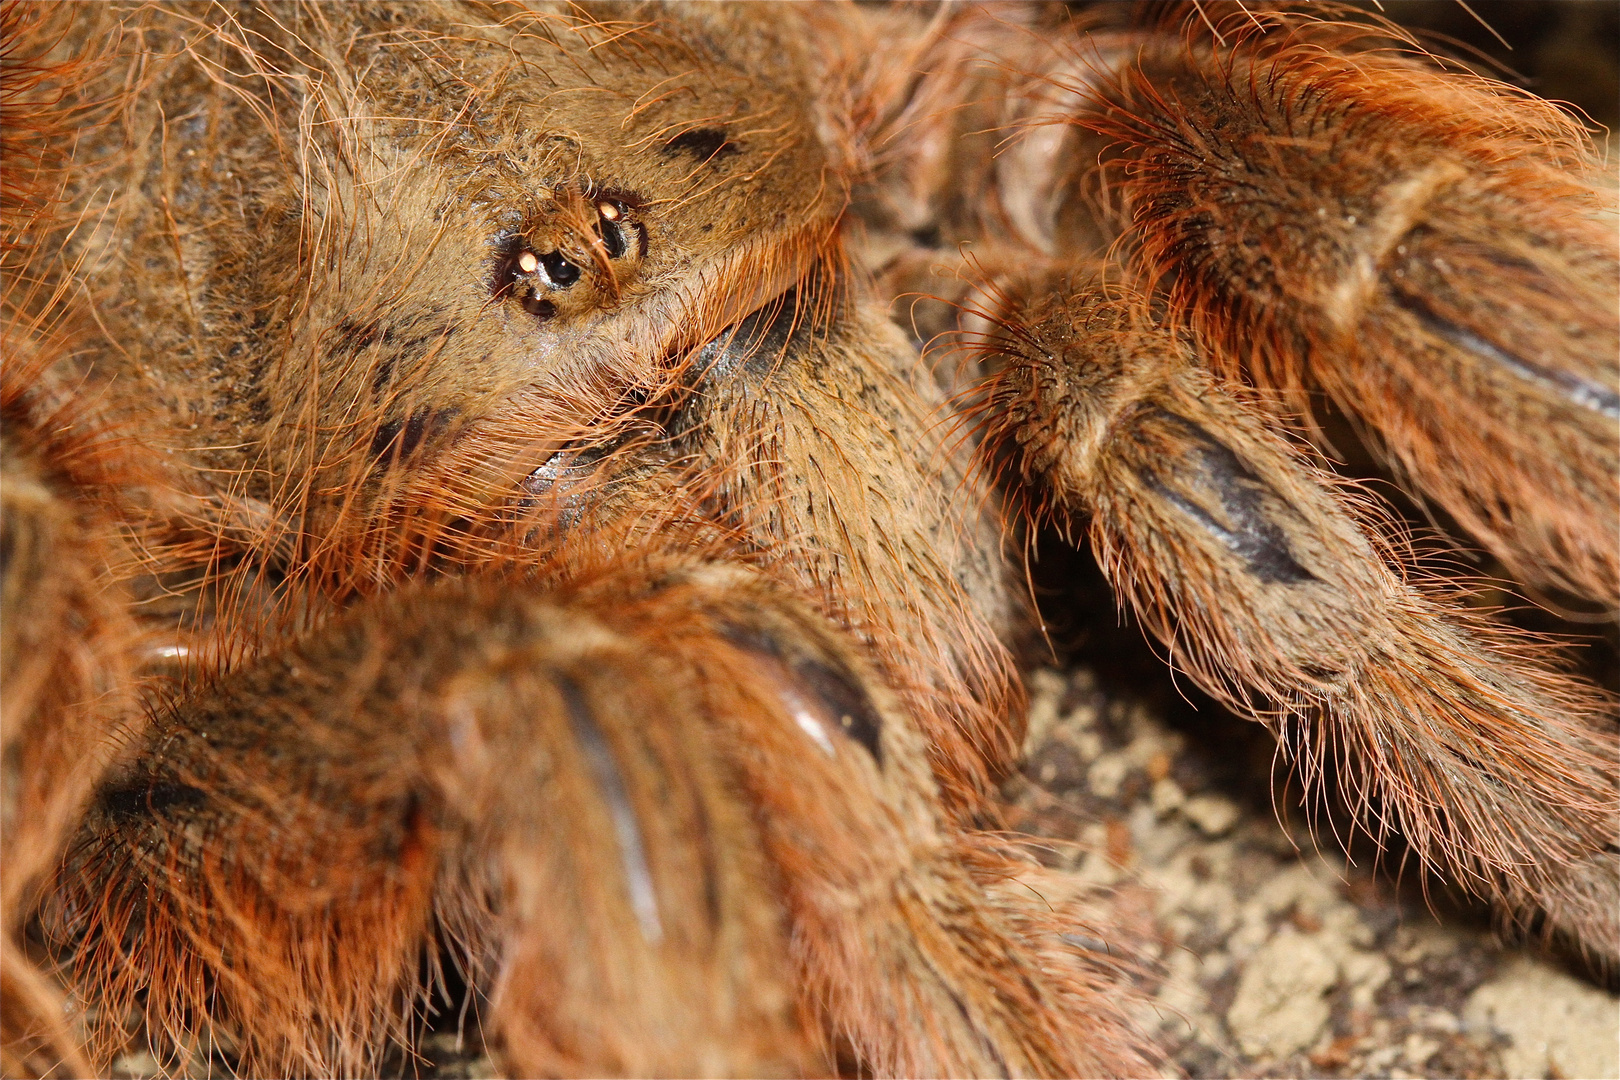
493,195,644,322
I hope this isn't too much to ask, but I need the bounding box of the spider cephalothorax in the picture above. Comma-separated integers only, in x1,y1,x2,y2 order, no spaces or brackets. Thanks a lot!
1,2,1615,1077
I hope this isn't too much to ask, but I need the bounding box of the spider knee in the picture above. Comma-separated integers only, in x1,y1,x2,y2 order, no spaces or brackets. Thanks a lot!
720,622,885,767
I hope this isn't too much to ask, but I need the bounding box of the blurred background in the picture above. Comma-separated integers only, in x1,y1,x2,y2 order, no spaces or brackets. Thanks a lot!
1372,0,1618,136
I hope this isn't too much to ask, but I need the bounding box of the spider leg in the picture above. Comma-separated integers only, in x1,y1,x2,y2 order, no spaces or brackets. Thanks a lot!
1076,7,1620,605
51,558,1153,1078
980,271,1619,967
1,7,147,1067
671,282,1027,811
1,397,144,1077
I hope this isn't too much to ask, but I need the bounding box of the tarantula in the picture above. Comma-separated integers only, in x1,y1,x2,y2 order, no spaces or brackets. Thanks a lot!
2,1,1616,1076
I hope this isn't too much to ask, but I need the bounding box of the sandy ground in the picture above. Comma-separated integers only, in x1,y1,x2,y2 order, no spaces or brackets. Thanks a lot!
1008,665,1619,1080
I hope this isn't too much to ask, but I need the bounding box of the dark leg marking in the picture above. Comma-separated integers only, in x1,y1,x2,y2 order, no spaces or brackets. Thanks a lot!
684,760,724,932
720,625,884,766
661,128,740,165
687,287,813,389
1139,410,1317,585
916,952,1011,1080
556,674,664,944
370,408,459,468
1392,289,1620,420
97,778,207,823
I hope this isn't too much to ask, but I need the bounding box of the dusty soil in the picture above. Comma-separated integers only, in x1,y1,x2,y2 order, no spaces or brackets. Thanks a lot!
1009,664,1618,1080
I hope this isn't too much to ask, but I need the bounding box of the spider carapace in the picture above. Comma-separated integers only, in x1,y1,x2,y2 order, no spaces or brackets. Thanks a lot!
1,2,1615,1076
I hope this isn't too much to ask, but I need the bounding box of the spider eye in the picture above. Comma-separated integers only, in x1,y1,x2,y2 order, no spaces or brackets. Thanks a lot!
538,250,580,288
521,295,558,319
596,199,629,259
492,243,552,299
491,242,576,321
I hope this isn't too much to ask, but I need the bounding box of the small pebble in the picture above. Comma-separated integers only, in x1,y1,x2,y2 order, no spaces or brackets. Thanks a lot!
1181,793,1240,837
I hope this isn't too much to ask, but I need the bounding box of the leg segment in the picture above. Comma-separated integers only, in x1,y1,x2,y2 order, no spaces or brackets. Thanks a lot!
50,557,1153,1078
981,271,1619,963
673,281,1027,811
1074,7,1620,603
844,4,1618,604
1,408,142,1077
55,566,808,1077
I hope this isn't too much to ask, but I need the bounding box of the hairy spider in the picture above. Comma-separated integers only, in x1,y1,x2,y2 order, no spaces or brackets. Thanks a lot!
1,1,1616,1076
